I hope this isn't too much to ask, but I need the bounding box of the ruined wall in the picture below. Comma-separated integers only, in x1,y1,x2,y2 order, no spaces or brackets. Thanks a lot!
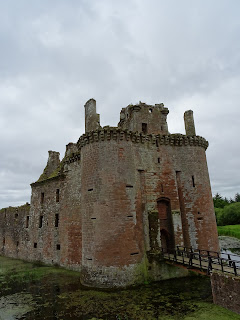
26,149,82,270
211,272,240,315
0,204,30,259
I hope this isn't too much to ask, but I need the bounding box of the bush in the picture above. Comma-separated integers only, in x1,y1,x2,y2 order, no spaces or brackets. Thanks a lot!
214,207,224,225
217,202,240,226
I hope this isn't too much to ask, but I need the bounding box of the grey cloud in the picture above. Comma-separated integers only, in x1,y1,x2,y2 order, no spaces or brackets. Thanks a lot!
1,0,240,207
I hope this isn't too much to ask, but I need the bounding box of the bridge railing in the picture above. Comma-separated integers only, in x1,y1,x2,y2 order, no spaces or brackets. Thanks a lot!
161,246,240,276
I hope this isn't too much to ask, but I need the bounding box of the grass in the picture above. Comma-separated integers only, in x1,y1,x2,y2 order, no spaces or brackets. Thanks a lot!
218,224,240,240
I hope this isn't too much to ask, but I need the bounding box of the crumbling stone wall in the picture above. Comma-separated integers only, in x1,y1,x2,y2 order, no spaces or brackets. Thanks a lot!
0,203,30,259
211,272,240,314
0,99,219,288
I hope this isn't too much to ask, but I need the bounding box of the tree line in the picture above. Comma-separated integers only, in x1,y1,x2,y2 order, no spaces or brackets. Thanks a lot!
213,193,240,226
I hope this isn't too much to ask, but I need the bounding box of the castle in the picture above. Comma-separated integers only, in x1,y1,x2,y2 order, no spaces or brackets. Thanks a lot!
0,99,219,287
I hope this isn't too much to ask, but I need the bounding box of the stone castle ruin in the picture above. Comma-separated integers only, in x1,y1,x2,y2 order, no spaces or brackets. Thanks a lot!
0,99,219,288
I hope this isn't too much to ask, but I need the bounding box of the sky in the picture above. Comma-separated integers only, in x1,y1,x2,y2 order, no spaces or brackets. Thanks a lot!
1,0,240,208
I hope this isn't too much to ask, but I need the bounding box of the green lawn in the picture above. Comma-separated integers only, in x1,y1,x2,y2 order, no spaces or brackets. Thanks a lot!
218,224,240,239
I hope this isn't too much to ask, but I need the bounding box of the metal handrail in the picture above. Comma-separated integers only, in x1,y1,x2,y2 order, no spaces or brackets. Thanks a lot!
161,246,240,276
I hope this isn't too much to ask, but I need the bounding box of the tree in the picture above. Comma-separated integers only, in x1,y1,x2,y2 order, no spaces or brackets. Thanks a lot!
213,193,229,208
235,193,240,202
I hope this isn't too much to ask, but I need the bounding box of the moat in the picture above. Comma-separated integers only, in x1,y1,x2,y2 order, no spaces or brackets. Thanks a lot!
0,256,239,320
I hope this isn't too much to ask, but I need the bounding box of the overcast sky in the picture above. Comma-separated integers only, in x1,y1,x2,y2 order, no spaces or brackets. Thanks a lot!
1,0,240,208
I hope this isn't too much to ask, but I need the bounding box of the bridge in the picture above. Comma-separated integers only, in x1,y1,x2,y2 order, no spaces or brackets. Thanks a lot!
160,246,240,276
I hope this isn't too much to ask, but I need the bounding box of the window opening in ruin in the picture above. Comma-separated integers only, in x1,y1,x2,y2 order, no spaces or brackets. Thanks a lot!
39,215,43,228
26,216,29,228
142,123,147,134
192,175,195,187
56,189,60,202
127,215,133,218
56,244,61,250
91,217,96,220
15,213,18,219
130,252,139,256
34,243,37,248
126,185,133,188
149,108,153,113
16,241,19,247
86,258,92,261
3,237,5,246
158,158,161,164
88,188,93,191
197,217,203,221
161,126,163,131
198,211,201,215
161,184,164,192
4,209,6,218
55,214,59,227
156,140,159,147
41,192,44,204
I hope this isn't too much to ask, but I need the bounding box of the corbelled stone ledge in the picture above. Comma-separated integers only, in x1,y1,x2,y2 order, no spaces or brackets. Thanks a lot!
77,128,209,150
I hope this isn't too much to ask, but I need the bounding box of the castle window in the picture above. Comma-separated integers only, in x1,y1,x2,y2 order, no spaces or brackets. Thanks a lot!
16,241,19,247
161,126,163,131
130,252,139,256
34,242,37,248
41,192,44,204
149,108,153,113
3,237,5,246
158,158,161,164
192,175,195,187
39,215,43,228
15,213,18,219
156,140,159,147
56,189,60,202
142,123,147,134
55,214,59,227
26,216,29,228
56,244,61,250
161,184,164,192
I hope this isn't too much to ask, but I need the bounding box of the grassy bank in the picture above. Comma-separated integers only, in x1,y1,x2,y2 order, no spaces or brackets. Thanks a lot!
218,224,240,240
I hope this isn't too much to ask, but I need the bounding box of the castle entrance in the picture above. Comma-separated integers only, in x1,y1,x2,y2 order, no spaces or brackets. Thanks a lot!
157,198,175,250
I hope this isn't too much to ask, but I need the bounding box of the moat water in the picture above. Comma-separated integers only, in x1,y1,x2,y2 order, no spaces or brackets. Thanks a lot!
0,249,240,319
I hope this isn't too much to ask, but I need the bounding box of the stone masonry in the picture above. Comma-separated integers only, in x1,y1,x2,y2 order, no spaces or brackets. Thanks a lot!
0,99,219,288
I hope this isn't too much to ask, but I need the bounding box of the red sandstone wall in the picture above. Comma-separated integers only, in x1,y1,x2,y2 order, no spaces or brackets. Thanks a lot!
80,140,146,286
26,158,83,270
174,146,219,252
211,272,240,315
0,204,30,259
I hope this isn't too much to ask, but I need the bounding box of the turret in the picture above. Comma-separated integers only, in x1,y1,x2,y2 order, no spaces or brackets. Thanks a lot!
84,99,100,133
184,110,196,136
118,102,169,135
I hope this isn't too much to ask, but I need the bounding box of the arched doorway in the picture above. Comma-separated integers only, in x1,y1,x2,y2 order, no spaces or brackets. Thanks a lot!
157,198,175,250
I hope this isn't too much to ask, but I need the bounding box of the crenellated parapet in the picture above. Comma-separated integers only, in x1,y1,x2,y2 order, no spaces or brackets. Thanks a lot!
77,127,209,150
